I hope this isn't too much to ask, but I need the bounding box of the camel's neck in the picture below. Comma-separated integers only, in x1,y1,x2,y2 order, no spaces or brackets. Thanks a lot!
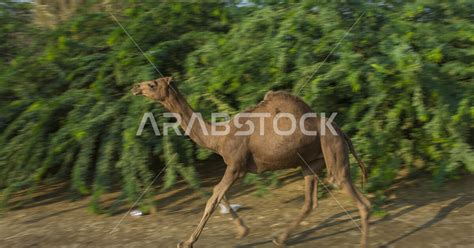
161,87,219,152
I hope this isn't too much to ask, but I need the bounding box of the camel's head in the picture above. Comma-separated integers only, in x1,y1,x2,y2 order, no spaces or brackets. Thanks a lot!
131,77,173,101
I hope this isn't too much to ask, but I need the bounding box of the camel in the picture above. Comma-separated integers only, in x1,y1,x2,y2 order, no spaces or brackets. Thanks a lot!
131,77,371,248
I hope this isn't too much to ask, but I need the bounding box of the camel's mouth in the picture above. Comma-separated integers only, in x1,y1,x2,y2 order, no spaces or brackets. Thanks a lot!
131,85,142,96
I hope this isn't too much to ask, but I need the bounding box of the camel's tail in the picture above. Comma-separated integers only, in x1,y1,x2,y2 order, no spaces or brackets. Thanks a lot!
342,132,368,187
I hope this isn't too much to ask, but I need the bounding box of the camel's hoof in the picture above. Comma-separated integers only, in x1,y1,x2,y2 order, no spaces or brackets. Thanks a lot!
236,226,250,239
177,241,193,248
271,235,287,247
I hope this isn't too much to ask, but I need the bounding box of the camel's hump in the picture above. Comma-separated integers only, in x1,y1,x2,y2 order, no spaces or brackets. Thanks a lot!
264,90,301,101
244,90,307,113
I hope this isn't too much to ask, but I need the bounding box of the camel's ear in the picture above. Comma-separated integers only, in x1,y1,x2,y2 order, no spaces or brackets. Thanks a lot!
165,77,173,85
157,77,173,85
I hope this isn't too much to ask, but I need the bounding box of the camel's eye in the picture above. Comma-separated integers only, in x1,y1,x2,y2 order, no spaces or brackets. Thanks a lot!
148,83,155,88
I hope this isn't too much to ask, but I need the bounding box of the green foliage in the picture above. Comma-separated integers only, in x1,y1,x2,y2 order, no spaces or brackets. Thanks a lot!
243,172,281,197
1,1,473,212
162,133,200,191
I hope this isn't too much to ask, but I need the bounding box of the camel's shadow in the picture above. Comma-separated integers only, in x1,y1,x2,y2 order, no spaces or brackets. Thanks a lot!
236,176,474,248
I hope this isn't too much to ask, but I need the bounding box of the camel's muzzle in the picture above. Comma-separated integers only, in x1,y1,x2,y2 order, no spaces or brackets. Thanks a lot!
131,84,142,95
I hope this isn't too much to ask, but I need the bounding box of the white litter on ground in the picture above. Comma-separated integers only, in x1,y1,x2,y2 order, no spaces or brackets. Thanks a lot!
130,210,143,217
219,204,242,214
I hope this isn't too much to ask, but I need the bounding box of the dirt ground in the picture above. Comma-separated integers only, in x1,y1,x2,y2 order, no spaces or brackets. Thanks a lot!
1,165,473,248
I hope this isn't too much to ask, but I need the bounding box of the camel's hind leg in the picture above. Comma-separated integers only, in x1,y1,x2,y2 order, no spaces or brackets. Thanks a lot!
340,180,371,248
221,195,249,239
320,132,371,248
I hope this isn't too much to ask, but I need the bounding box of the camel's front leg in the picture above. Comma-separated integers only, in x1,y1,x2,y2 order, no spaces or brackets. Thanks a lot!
221,195,249,239
177,168,239,248
273,175,315,246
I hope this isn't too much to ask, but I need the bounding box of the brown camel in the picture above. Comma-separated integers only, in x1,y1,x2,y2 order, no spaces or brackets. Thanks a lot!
131,77,371,248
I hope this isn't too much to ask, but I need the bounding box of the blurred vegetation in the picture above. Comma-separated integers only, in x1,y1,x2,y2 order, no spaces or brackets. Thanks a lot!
0,1,472,212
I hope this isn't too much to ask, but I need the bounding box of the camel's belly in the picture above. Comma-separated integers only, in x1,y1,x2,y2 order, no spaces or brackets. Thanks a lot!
249,156,300,173
247,136,321,173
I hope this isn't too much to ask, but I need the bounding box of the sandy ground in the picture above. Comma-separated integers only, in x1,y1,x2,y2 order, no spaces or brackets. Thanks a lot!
1,168,473,248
